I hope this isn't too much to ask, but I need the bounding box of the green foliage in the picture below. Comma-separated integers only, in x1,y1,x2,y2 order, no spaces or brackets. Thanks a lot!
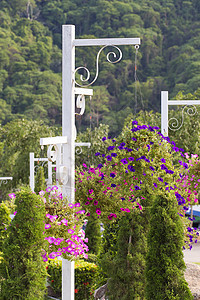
1,0,200,135
35,166,46,194
75,260,98,300
0,203,11,252
75,123,111,167
0,118,56,199
84,213,101,255
47,258,98,300
145,191,193,300
47,258,62,298
0,187,47,300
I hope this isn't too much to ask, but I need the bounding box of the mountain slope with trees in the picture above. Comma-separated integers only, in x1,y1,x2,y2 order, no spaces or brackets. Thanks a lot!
0,0,200,135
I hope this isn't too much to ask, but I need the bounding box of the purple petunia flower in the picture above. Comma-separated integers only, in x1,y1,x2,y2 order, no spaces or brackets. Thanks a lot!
98,164,103,168
128,165,135,172
161,164,167,171
121,158,128,164
95,152,100,156
167,170,174,174
118,145,124,150
161,158,166,163
111,153,117,157
128,157,134,161
132,120,138,125
149,166,155,171
102,137,106,141
110,173,116,178
106,155,112,161
158,177,163,182
134,185,141,190
107,146,115,151
153,183,157,188
131,137,137,141
182,162,188,169
111,184,116,187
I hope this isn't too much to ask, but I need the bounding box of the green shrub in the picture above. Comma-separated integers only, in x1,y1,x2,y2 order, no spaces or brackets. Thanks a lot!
0,187,47,300
0,202,11,252
145,191,193,300
47,258,62,298
85,213,101,255
35,166,46,194
47,259,98,300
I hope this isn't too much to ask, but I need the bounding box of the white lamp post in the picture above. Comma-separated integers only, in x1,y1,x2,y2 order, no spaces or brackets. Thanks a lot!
40,24,140,300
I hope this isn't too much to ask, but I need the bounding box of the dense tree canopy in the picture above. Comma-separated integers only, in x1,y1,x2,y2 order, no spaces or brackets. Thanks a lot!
0,0,200,135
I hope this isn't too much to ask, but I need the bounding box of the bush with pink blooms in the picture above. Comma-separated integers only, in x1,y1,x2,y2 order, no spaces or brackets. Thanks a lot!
40,186,89,262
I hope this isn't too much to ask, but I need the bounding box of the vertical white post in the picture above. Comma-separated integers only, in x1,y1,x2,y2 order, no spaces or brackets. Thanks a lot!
161,91,168,136
30,152,35,192
62,24,75,300
47,161,52,186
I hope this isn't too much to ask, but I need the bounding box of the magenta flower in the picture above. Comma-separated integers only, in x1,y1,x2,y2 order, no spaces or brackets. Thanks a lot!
96,209,101,215
108,213,117,220
61,218,68,226
50,215,58,222
68,229,75,234
45,224,51,229
93,200,98,205
39,190,45,196
8,193,16,199
54,238,64,245
45,237,55,244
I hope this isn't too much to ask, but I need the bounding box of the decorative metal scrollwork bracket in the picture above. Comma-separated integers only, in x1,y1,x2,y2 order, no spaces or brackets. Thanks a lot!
0,177,13,187
75,45,123,87
168,105,197,131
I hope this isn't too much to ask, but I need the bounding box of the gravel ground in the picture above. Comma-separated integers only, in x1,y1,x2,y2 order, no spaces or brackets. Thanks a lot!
185,263,200,299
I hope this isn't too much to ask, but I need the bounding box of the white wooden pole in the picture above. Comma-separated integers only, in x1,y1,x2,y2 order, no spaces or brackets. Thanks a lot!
62,24,75,300
30,152,35,192
161,91,168,136
47,160,52,186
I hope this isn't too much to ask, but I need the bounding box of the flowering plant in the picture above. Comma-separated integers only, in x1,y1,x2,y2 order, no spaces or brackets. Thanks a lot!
75,120,199,247
40,186,89,262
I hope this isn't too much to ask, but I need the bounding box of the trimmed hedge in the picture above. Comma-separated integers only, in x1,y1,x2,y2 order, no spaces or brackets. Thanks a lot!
0,188,47,300
47,259,98,299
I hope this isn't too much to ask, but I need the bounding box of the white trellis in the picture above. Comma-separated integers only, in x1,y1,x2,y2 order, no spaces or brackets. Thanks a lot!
161,91,200,136
29,152,53,192
0,177,13,187
161,91,200,227
40,25,140,300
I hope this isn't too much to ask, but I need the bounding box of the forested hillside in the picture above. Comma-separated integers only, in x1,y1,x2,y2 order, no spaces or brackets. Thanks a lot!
0,0,200,134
